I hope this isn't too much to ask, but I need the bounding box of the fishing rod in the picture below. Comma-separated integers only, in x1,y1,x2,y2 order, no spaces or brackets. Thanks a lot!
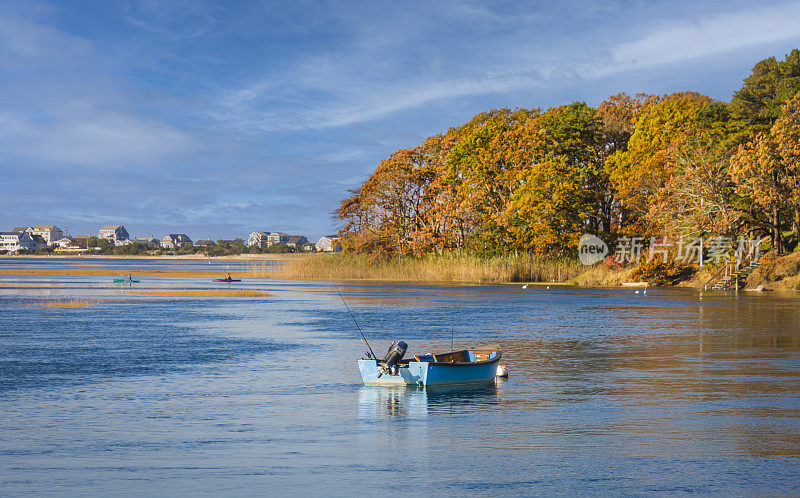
334,283,377,359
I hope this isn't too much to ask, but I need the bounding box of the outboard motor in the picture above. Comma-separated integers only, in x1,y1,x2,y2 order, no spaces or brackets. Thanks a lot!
377,341,407,377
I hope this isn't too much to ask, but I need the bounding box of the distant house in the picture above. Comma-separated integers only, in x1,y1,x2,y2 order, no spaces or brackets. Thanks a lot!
140,237,161,247
316,235,342,252
247,231,271,248
267,232,291,246
121,237,160,248
0,231,36,252
12,226,31,234
54,238,87,253
29,225,64,246
53,238,73,248
71,236,91,248
286,235,308,248
161,234,193,248
29,235,47,250
194,239,215,247
98,225,129,244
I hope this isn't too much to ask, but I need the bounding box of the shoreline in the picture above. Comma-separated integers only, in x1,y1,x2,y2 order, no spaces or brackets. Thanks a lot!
1,268,798,294
2,251,798,291
0,253,296,260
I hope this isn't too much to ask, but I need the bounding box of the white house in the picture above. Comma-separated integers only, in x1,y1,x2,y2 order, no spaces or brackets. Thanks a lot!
29,225,64,246
161,234,193,248
54,238,73,248
1,231,41,252
247,231,271,248
267,232,291,245
315,235,342,252
99,225,129,244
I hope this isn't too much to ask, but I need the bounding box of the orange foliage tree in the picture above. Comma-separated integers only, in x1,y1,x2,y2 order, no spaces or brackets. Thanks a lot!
337,50,800,260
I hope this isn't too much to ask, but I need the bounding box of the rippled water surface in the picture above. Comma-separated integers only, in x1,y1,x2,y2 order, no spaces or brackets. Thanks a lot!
1,258,799,495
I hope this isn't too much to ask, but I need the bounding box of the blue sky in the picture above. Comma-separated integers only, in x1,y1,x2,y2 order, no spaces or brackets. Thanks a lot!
2,0,800,241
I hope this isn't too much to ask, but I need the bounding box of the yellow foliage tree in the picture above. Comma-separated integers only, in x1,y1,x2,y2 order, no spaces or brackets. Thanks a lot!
607,92,713,235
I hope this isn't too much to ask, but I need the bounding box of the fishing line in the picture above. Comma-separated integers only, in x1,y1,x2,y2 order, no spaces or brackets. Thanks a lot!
334,282,376,359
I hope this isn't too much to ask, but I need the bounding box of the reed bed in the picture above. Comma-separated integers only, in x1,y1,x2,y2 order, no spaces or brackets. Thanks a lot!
569,265,634,287
251,252,585,283
131,290,271,297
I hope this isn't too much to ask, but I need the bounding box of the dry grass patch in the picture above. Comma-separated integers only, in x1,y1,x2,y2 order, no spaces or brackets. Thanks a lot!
33,299,100,308
253,252,584,283
131,289,271,297
570,264,634,287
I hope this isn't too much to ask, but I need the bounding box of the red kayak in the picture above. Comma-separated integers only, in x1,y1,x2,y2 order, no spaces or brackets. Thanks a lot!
212,278,241,283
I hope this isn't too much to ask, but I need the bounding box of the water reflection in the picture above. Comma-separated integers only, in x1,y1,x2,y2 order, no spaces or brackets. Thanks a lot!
3,262,800,494
358,383,500,419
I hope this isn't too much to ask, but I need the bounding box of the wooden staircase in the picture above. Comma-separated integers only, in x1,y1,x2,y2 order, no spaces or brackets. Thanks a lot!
704,252,766,291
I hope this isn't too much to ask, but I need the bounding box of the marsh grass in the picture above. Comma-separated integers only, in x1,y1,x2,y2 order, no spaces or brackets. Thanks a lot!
569,264,634,287
131,290,271,297
32,299,99,308
251,252,585,283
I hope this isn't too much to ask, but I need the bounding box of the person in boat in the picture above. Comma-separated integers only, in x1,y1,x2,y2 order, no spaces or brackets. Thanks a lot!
224,272,231,280
128,273,132,281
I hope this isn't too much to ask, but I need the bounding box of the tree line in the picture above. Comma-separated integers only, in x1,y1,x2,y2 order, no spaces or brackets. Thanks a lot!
338,50,800,260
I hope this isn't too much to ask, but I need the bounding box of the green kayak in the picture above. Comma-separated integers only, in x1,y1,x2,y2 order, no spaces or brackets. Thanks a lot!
113,278,139,283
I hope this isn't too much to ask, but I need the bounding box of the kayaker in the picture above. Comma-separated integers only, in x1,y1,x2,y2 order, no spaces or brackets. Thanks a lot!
225,272,231,280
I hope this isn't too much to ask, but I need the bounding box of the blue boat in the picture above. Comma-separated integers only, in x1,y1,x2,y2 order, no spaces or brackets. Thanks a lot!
358,342,502,386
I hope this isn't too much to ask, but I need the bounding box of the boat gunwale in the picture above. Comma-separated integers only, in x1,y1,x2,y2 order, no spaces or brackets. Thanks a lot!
367,350,502,368
426,350,501,367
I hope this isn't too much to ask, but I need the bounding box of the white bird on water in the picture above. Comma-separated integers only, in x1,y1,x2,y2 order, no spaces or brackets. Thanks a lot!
522,284,528,289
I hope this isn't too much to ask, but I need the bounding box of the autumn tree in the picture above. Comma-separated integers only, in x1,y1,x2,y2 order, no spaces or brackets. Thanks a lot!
606,92,713,234
771,92,800,243
504,102,606,253
597,92,660,154
649,142,740,239
338,148,434,258
445,108,539,252
730,134,789,253
731,49,800,131
337,49,800,260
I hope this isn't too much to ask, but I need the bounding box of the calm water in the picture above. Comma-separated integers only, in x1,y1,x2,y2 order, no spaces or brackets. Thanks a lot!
1,258,799,495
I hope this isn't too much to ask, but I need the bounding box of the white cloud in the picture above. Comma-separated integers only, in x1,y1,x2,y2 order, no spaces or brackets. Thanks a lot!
122,0,220,40
0,14,91,60
215,2,800,133
225,76,528,132
213,50,544,132
605,2,800,73
0,109,197,168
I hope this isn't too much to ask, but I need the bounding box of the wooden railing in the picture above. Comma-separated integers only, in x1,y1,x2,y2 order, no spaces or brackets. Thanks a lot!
703,245,769,291
703,260,736,291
